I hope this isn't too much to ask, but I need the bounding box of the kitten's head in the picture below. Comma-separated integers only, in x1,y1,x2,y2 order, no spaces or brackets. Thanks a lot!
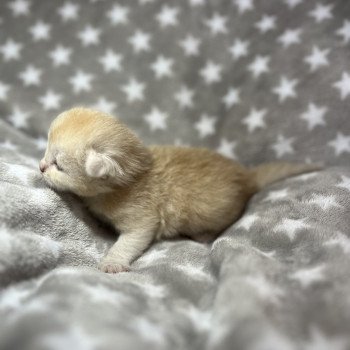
40,107,152,197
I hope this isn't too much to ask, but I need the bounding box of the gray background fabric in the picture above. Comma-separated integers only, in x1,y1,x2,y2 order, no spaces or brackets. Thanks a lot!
1,0,350,349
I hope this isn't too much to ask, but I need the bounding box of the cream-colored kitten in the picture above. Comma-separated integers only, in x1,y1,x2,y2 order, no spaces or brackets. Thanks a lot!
40,107,318,273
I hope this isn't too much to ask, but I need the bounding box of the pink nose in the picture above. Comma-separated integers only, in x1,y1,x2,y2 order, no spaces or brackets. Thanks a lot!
39,159,48,173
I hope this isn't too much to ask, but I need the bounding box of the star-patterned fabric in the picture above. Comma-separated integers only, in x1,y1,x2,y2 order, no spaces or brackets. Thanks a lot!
1,0,350,349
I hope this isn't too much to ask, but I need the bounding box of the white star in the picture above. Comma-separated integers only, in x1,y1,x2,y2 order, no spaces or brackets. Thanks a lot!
29,20,51,41
234,0,254,14
150,55,174,79
77,25,101,46
272,76,298,102
91,97,117,114
222,87,240,109
107,4,129,25
156,5,179,28
245,275,283,303
274,218,309,240
0,140,17,151
38,90,63,110
303,328,348,350
189,0,205,5
336,175,350,192
328,133,350,156
304,46,330,72
300,103,327,130
69,70,94,94
174,85,194,109
133,318,165,344
128,30,151,53
205,13,227,35
306,194,341,210
0,81,10,100
217,138,237,159
7,106,30,128
34,137,47,150
179,35,201,56
271,134,295,158
98,49,122,72
18,65,42,86
121,78,145,102
263,188,289,202
0,39,23,61
58,2,79,21
336,20,350,44
247,55,270,78
144,107,168,131
200,61,222,85
277,28,302,48
194,114,217,138
309,3,333,23
242,108,267,132
255,15,276,33
333,72,350,100
284,0,302,8
48,45,72,66
290,265,325,288
324,232,350,254
8,0,30,16
84,285,129,304
229,38,249,60
236,213,259,230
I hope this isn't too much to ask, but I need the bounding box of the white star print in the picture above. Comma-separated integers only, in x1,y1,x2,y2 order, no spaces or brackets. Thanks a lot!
307,194,341,210
156,5,179,28
309,3,333,23
174,85,194,109
255,15,276,33
18,65,42,86
38,90,63,110
236,213,259,230
336,20,350,44
272,76,298,102
328,133,350,156
69,70,94,94
121,78,145,102
304,46,330,72
277,28,302,48
98,49,122,72
0,81,10,100
222,87,240,109
263,188,289,202
34,137,47,150
150,55,174,79
92,97,117,114
217,138,237,159
144,107,168,131
234,0,254,14
205,13,227,35
189,0,205,6
49,45,72,66
8,0,30,16
200,61,222,84
247,55,270,78
303,328,348,350
0,140,17,151
246,275,283,303
128,30,151,53
333,72,350,99
29,21,51,41
107,4,129,25
7,106,30,128
58,2,79,21
0,39,23,61
300,103,327,130
275,218,309,240
284,0,302,9
324,232,350,254
194,114,217,138
271,134,295,158
243,108,267,132
336,175,350,192
229,39,249,60
179,35,201,56
290,266,325,288
77,25,101,46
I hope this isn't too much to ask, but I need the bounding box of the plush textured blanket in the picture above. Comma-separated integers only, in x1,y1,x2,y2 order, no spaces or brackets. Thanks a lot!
1,0,350,349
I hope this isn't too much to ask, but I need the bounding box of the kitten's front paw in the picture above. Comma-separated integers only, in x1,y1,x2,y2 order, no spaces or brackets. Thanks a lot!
99,259,130,274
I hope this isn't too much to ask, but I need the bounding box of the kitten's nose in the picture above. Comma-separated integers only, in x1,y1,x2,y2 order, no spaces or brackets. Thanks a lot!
39,159,48,173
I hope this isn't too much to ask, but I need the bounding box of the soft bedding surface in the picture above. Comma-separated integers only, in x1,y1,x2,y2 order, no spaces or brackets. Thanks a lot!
0,0,350,349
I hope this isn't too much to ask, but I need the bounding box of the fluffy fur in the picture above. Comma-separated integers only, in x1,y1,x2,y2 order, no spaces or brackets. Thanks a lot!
40,107,319,273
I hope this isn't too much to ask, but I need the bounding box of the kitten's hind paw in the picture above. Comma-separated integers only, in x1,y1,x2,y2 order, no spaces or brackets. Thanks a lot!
99,260,130,274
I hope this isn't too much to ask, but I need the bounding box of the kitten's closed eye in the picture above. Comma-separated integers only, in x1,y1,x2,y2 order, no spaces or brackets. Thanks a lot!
53,159,64,172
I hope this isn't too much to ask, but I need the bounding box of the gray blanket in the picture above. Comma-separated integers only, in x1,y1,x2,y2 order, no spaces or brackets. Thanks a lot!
1,0,350,349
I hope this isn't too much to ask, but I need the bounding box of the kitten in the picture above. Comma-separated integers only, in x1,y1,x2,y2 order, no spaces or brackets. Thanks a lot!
40,107,319,273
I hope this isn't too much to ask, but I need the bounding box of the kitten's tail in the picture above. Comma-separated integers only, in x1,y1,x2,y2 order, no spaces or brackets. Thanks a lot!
250,162,322,190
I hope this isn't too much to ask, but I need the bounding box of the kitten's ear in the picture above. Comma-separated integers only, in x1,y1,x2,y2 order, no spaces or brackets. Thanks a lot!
85,149,124,178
